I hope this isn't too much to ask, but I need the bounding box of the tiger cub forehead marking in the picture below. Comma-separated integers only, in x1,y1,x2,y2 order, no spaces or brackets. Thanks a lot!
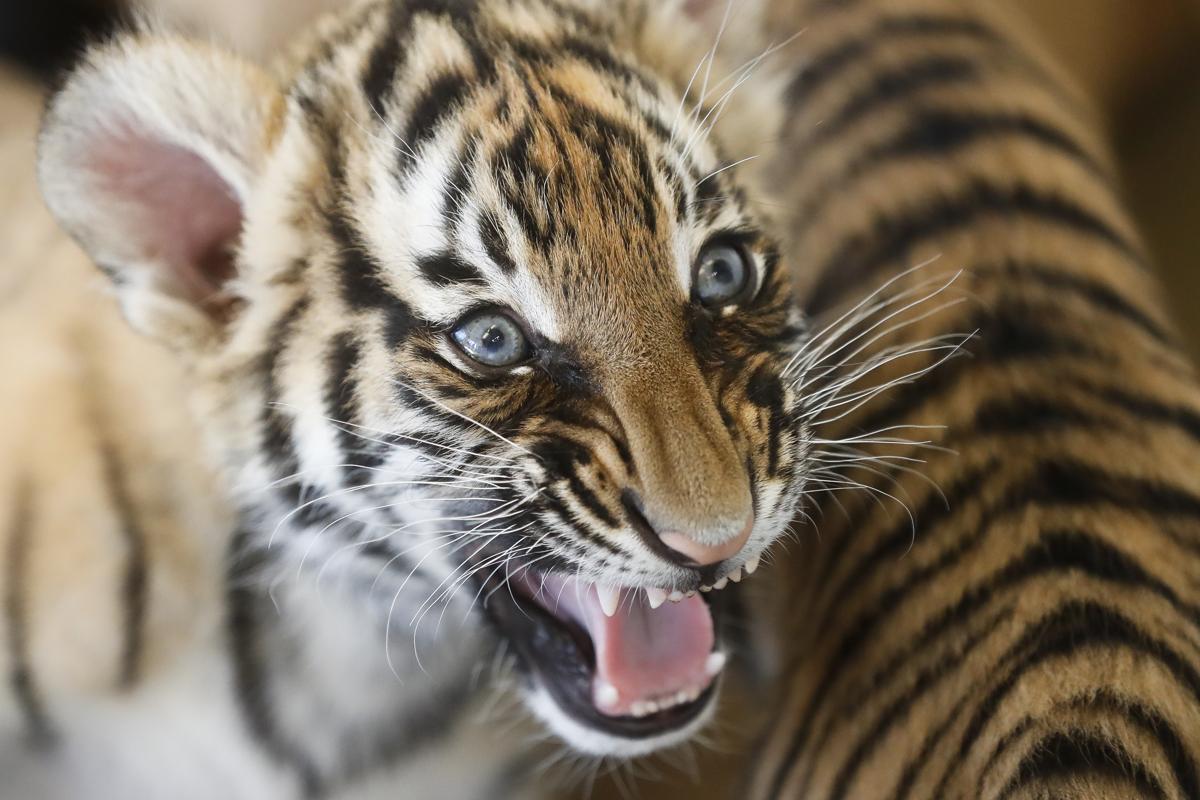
298,0,748,353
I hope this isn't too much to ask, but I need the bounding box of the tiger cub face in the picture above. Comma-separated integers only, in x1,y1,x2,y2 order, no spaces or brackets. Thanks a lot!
39,0,805,756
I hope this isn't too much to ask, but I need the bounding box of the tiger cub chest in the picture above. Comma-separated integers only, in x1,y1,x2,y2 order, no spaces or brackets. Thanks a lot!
6,577,537,800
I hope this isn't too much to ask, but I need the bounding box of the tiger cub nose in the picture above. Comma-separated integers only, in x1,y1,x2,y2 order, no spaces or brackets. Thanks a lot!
659,513,755,567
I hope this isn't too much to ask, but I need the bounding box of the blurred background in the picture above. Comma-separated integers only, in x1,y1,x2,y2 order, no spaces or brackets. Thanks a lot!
2,0,1197,353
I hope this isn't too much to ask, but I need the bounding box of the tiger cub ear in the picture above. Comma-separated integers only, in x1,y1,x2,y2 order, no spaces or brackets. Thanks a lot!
38,36,284,348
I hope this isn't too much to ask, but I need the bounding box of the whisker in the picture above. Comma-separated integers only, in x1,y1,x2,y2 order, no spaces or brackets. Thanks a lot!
696,155,760,186
392,380,540,460
784,254,946,374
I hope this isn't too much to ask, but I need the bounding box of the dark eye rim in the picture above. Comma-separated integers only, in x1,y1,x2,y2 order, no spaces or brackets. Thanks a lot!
446,304,536,373
691,235,759,310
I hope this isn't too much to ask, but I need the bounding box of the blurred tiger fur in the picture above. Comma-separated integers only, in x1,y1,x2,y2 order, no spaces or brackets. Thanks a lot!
706,1,1200,798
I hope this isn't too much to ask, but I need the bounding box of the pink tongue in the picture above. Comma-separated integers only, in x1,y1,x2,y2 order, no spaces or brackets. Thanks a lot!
534,577,716,717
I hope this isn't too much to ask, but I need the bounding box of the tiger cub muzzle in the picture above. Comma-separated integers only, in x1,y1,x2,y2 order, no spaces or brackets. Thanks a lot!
468,350,784,755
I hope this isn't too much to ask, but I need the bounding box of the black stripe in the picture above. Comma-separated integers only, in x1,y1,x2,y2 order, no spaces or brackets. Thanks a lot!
226,532,323,797
496,122,545,246
97,441,148,689
506,34,656,96
978,261,1175,347
800,54,982,150
791,109,1113,236
326,332,382,487
326,331,361,433
537,82,662,234
1082,381,1200,447
440,143,475,226
4,481,55,748
383,298,421,350
546,404,634,471
416,252,485,286
479,211,517,274
786,15,999,104
361,4,405,112
360,0,483,111
969,394,1114,437
806,181,1142,314
786,11,1082,122
328,213,404,310
746,365,787,476
890,108,1107,176
1028,459,1200,521
402,72,473,161
998,730,1166,800
527,441,625,551
1084,693,1200,799
260,296,308,481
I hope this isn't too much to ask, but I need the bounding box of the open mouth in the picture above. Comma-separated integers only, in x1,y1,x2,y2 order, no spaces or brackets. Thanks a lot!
478,558,757,747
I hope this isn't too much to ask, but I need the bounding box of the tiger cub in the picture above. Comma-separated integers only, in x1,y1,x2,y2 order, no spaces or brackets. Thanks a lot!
20,0,814,796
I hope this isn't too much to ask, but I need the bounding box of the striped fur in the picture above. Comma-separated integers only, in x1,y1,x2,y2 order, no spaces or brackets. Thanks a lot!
704,0,1200,798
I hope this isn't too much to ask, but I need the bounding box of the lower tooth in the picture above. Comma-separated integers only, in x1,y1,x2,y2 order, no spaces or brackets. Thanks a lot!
705,651,727,677
596,682,619,710
668,590,684,603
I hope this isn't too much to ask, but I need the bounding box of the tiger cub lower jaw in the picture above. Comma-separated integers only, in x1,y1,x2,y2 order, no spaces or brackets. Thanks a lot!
38,0,806,762
479,550,762,756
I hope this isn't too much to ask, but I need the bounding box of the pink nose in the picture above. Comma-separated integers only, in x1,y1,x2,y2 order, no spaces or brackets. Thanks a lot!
659,514,755,566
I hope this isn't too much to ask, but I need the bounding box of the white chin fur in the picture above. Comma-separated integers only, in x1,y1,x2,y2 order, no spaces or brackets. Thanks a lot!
524,684,717,759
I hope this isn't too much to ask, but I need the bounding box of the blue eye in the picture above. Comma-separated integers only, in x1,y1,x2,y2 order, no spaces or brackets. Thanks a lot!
694,243,752,307
451,310,530,368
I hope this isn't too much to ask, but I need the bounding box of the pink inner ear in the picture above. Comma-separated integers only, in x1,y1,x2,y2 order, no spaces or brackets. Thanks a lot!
91,124,243,313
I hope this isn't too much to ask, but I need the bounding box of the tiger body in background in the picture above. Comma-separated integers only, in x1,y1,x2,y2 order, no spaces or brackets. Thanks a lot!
722,0,1200,798
4,1,1200,799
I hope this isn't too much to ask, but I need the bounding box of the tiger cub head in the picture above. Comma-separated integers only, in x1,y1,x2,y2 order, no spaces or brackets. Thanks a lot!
39,0,804,756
